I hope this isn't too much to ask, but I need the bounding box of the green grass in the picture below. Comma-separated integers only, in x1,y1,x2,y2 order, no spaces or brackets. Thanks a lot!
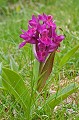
0,0,79,119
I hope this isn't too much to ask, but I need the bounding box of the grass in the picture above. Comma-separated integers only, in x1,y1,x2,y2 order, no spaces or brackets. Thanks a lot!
0,0,79,119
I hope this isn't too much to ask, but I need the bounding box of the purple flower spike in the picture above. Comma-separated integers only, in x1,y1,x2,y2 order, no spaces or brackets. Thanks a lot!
19,41,27,48
19,13,65,62
29,15,38,28
33,44,48,62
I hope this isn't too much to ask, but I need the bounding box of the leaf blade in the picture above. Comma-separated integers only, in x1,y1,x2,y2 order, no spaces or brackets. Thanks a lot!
45,83,78,108
37,52,55,92
2,67,30,118
59,44,79,69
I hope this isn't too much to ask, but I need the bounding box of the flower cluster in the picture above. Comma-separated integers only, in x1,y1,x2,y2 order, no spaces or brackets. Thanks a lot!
19,13,64,62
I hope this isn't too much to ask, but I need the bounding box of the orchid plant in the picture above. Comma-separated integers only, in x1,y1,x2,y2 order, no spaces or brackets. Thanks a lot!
19,13,64,92
1,14,79,119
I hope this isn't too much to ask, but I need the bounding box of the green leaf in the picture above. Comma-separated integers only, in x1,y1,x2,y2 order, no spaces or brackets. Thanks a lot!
0,62,2,74
0,76,2,86
59,44,79,69
37,52,55,92
10,56,19,71
45,83,78,108
2,67,30,118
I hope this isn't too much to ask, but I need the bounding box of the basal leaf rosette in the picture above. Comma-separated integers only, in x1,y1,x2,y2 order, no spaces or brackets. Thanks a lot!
19,13,64,62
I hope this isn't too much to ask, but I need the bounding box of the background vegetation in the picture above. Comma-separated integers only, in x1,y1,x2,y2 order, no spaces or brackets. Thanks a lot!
0,0,79,119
